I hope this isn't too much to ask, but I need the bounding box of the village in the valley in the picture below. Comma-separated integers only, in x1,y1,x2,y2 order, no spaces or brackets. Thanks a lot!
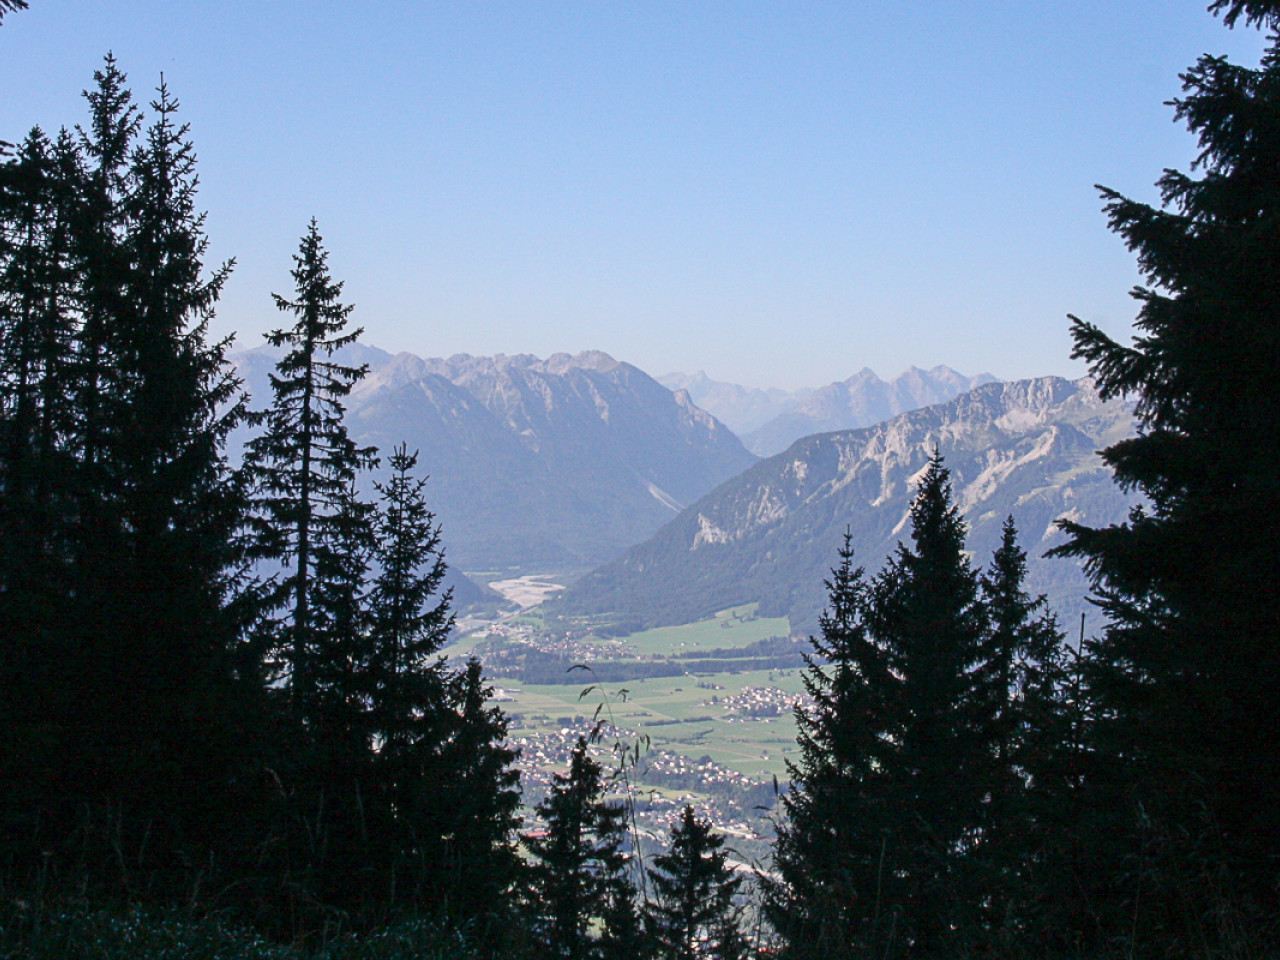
453,580,811,858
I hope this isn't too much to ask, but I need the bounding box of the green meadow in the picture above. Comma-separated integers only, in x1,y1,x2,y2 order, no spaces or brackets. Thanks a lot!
459,601,807,783
609,604,792,656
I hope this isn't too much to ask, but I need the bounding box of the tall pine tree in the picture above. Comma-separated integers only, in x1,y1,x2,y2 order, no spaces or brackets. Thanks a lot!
241,218,377,723
863,453,990,955
239,220,384,918
769,532,892,958
646,806,743,960
976,518,1075,951
1053,0,1280,936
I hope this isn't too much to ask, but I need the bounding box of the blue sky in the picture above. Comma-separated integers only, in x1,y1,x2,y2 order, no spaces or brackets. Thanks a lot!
1,2,1268,389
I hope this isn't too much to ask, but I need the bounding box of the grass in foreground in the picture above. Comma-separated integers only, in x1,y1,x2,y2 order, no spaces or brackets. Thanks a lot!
0,907,479,960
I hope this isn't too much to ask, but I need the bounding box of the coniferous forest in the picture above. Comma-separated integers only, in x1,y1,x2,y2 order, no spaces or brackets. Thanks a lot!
2,2,1279,958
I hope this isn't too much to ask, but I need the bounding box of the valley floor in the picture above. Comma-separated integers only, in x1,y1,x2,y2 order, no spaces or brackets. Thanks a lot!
448,601,802,856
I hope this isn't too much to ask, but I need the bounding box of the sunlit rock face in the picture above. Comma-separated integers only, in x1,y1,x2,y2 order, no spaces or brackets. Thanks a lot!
557,377,1137,635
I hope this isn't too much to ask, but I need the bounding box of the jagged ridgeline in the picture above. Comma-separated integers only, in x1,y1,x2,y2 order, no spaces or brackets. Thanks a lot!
664,364,998,456
232,346,757,575
552,377,1138,634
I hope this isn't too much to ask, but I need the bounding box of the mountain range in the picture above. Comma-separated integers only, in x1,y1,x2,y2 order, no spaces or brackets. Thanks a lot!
655,371,810,437
660,365,997,456
552,376,1138,635
232,345,1134,632
232,345,757,578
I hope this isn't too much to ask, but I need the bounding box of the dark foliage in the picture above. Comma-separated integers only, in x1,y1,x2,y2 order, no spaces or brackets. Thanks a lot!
2,61,522,954
523,736,643,960
771,460,1072,959
431,657,524,933
1051,3,1280,950
1208,0,1280,28
0,1,29,24
241,218,378,723
0,56,260,901
645,806,744,960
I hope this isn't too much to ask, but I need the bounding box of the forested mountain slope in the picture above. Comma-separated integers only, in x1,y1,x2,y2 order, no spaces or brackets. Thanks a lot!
554,376,1137,634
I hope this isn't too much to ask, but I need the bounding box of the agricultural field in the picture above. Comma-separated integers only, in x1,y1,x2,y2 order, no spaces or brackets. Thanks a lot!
444,604,812,851
612,605,793,657
450,604,806,780
504,667,806,781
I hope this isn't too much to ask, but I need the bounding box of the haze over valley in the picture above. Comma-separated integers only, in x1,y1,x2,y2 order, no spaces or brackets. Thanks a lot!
230,341,1137,835
231,344,1131,640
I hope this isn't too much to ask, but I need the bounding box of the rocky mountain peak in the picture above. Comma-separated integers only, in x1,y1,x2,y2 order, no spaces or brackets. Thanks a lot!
536,350,621,375
242,343,758,573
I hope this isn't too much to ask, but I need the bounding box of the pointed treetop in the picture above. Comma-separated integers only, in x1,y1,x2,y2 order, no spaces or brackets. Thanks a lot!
79,53,140,177
908,450,967,560
267,218,361,352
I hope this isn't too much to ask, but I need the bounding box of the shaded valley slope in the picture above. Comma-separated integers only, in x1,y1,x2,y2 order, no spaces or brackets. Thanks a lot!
234,346,757,575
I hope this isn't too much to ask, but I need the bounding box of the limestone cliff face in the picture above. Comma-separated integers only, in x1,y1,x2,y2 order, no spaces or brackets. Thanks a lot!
556,377,1137,634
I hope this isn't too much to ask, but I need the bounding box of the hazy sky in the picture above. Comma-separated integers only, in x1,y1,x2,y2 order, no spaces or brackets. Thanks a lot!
1,2,1268,389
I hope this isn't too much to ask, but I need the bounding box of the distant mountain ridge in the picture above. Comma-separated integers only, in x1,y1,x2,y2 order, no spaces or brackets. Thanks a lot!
660,365,998,456
232,345,757,577
553,376,1137,635
657,371,810,437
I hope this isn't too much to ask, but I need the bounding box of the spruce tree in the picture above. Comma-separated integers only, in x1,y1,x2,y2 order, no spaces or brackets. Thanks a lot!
646,806,743,960
982,519,1069,784
525,736,641,960
1053,0,1280,932
772,455,1003,958
69,53,138,517
307,478,376,756
1,59,255,894
592,796,645,960
976,518,1075,948
241,218,377,722
367,443,452,756
0,122,84,884
864,452,989,955
0,126,80,678
768,532,891,958
91,72,249,864
525,737,602,960
359,444,450,912
238,220,387,918
433,657,523,934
